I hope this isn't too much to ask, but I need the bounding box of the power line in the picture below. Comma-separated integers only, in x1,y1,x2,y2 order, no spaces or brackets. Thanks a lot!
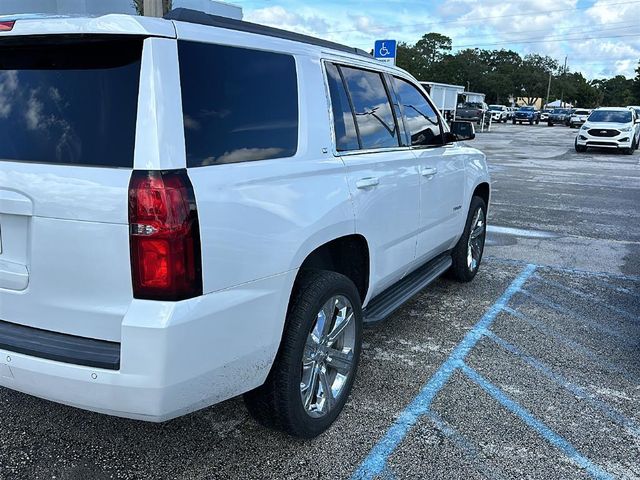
450,32,640,49
316,0,640,35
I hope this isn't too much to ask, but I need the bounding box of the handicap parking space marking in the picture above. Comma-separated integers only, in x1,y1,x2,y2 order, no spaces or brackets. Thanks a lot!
425,411,507,480
350,262,633,480
529,274,640,323
351,264,536,479
483,330,640,439
516,290,639,347
501,305,640,384
460,365,613,480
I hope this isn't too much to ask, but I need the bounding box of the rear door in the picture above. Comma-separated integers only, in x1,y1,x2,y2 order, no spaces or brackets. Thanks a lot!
324,62,420,295
0,36,144,342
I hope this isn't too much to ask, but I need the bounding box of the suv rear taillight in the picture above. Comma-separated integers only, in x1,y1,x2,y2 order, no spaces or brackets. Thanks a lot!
128,170,202,301
0,21,15,31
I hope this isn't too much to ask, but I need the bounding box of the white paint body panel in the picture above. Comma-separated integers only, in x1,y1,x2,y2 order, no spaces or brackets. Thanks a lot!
0,15,489,421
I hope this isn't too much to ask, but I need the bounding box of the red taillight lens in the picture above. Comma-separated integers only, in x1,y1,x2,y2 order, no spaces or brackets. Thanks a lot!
128,170,202,301
0,21,15,31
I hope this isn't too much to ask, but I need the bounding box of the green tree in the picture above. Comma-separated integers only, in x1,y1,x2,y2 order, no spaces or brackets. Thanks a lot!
414,33,452,67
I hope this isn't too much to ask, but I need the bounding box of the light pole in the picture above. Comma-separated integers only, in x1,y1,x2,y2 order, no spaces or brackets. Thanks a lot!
143,0,164,17
545,71,552,109
559,56,567,108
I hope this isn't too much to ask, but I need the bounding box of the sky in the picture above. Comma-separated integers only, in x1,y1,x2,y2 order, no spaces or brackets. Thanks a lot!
236,0,640,80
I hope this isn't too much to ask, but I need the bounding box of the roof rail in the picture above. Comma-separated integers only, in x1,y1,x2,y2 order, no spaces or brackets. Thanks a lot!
164,8,372,58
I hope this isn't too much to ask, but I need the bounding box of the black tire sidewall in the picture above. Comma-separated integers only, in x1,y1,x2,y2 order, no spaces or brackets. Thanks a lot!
449,196,487,282
282,271,363,437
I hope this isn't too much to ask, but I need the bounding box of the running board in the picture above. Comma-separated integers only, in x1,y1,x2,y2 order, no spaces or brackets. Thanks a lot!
363,253,452,325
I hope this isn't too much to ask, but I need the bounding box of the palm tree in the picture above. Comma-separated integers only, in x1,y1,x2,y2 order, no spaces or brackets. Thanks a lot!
132,0,172,15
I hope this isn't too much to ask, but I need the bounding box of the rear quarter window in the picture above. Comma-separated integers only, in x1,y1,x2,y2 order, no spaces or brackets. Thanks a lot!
0,37,142,168
178,41,298,167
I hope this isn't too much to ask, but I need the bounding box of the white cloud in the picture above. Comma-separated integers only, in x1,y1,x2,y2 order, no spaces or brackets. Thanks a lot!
242,1,639,79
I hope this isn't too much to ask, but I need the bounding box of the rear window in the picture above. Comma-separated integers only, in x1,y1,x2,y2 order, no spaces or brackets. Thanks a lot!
0,37,142,168
178,41,298,167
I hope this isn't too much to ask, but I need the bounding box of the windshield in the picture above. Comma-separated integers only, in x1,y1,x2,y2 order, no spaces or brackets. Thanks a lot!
0,37,142,167
552,109,568,114
574,110,589,115
489,105,503,110
518,106,534,111
588,110,632,123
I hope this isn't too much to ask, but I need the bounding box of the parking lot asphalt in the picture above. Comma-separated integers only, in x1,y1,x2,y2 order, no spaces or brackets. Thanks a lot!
0,123,638,480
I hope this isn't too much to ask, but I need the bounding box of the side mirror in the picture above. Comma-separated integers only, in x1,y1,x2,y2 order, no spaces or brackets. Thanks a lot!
448,121,476,142
635,119,640,124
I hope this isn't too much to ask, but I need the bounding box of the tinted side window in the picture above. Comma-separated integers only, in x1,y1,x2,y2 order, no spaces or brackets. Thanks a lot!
393,78,443,147
325,63,359,151
340,67,399,150
178,41,298,167
0,38,142,168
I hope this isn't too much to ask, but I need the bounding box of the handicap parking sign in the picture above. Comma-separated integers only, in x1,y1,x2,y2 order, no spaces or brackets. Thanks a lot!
374,40,397,65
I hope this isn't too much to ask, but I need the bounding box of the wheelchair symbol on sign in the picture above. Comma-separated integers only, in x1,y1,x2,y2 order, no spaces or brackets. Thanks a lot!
379,43,390,57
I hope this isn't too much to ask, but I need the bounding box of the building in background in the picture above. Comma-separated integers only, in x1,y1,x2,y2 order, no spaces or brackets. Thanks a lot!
0,0,242,18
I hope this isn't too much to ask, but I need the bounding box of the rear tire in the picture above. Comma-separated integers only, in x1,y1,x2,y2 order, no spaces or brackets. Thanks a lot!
244,270,362,438
448,196,487,282
512,119,516,125
547,121,553,127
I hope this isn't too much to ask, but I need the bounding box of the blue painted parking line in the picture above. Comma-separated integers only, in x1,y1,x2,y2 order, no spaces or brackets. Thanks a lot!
588,275,640,298
502,306,640,383
485,331,640,438
531,275,640,322
460,364,613,480
484,256,640,282
427,411,506,480
351,264,537,480
518,290,639,346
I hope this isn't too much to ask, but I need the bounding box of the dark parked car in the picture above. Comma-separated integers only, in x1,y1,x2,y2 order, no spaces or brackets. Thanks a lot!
456,102,490,125
564,108,576,126
547,108,570,126
513,106,540,125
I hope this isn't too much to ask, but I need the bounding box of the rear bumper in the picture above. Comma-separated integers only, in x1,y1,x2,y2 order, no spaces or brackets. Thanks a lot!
0,270,295,421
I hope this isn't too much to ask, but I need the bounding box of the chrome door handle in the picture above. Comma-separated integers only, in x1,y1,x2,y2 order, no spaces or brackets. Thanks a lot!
420,167,438,177
356,177,380,189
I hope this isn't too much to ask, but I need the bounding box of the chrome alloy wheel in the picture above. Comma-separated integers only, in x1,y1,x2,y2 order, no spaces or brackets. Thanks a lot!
300,295,356,418
467,207,486,271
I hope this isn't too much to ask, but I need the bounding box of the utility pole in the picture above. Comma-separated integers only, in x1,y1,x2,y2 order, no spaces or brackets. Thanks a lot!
143,0,164,17
545,71,552,109
559,56,567,108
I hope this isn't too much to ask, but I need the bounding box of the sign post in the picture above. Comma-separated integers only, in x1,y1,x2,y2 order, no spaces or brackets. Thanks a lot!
373,40,397,65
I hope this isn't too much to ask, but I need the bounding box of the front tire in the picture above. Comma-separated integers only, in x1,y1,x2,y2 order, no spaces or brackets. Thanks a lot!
575,138,587,152
448,196,487,282
244,270,362,438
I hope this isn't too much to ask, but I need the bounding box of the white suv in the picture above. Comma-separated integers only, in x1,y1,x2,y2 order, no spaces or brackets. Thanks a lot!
575,107,640,154
489,105,509,123
569,109,590,128
0,9,490,437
